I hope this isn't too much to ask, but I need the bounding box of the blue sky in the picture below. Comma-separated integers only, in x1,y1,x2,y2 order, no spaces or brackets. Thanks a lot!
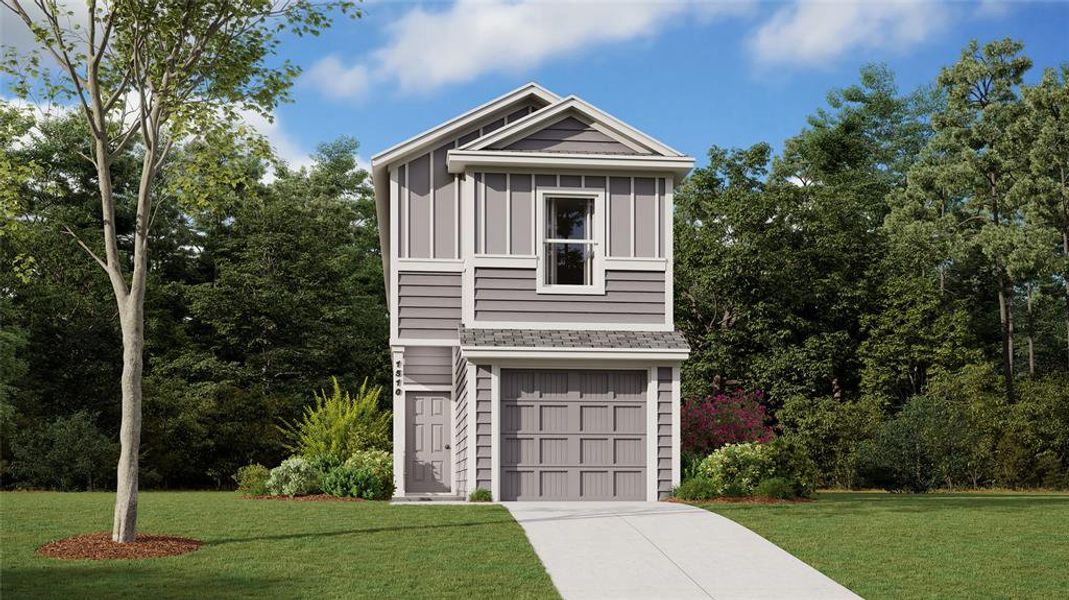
3,1,1067,170
269,0,1068,170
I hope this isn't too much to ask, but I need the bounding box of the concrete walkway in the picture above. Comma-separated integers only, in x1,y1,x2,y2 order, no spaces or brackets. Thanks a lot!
503,502,860,600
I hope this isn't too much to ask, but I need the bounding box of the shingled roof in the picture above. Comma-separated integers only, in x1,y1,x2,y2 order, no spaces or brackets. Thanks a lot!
460,327,690,351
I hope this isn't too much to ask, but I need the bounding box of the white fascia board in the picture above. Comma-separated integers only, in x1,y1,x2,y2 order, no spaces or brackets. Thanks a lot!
459,347,690,361
371,83,559,167
446,150,695,177
459,95,686,158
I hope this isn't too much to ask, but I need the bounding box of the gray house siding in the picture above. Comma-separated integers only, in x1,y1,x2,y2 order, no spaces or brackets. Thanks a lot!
453,347,468,496
657,367,673,498
395,100,546,260
473,268,666,324
498,116,647,155
402,346,452,387
397,272,462,340
475,365,492,491
472,172,667,259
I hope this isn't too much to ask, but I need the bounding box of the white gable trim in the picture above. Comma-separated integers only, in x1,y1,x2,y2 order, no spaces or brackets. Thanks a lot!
372,83,559,168
458,96,685,158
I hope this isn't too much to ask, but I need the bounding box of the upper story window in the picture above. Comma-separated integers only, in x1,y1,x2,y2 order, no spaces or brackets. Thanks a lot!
536,189,605,295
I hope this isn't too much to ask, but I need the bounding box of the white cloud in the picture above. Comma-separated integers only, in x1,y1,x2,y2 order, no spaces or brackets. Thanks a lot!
306,0,753,98
0,0,90,57
239,109,316,173
304,56,371,99
748,1,950,67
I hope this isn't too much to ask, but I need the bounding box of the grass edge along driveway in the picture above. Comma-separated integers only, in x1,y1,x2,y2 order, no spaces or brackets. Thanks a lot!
1,491,560,600
701,491,1069,600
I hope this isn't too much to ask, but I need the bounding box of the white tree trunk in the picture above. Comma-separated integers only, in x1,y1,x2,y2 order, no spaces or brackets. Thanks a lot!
112,303,144,542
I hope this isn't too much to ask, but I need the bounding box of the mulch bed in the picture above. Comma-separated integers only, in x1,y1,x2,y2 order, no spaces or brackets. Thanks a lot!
666,496,814,505
37,532,203,560
242,494,366,502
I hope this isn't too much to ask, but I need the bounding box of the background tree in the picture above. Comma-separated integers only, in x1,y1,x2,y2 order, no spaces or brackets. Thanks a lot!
1,0,357,541
924,38,1032,402
1009,66,1069,370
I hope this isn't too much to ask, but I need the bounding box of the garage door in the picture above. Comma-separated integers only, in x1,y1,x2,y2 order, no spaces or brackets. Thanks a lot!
501,369,647,501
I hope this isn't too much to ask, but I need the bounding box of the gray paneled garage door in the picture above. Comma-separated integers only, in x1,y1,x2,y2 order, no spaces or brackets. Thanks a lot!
501,369,647,501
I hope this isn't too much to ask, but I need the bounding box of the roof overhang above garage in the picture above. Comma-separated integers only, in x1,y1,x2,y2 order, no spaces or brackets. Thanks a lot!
459,327,691,361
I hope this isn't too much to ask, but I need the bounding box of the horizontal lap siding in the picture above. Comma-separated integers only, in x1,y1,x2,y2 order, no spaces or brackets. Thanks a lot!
403,346,452,387
398,272,462,340
474,268,666,324
501,116,644,155
475,366,492,491
453,347,468,496
657,367,673,499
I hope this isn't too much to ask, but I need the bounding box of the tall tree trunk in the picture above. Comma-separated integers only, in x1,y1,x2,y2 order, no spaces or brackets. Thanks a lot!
1063,231,1069,370
1026,282,1036,378
107,121,157,542
997,273,1015,404
112,303,144,542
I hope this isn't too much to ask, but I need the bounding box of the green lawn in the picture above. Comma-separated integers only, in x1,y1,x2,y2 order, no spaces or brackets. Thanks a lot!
1,491,559,600
702,491,1069,600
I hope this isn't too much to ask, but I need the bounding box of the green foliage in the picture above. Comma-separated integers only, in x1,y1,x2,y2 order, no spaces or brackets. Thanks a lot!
9,411,118,490
698,442,777,496
777,395,882,489
695,440,816,498
344,449,393,482
320,449,394,500
468,488,493,502
755,477,796,500
767,436,820,498
266,456,321,497
281,377,391,464
672,477,720,501
233,464,270,496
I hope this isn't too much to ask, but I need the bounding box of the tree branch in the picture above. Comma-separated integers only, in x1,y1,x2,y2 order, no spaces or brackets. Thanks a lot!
62,224,110,273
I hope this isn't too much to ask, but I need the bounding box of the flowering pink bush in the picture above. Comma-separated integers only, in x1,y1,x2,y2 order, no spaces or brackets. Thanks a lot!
681,389,774,457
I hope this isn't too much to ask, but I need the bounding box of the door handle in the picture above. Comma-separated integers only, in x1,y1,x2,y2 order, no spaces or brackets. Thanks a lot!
445,444,451,449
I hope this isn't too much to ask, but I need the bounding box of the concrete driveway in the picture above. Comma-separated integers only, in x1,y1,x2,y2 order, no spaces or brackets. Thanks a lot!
503,502,860,600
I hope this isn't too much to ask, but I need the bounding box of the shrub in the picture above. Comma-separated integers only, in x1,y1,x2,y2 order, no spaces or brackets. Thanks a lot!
755,477,795,500
321,465,394,500
672,477,719,501
767,436,820,498
858,392,981,493
681,389,774,457
345,449,393,481
320,450,395,500
468,488,492,502
776,394,882,489
9,411,118,491
280,377,391,464
698,442,776,496
233,464,270,495
266,456,321,496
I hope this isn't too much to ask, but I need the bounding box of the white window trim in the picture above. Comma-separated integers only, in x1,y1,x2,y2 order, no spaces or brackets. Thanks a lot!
535,187,606,295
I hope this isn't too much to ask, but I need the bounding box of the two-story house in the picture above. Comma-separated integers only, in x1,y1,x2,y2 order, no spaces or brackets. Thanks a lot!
371,83,693,502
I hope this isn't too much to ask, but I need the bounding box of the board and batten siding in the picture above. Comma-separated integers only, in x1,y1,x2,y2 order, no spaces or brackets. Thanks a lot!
453,347,468,496
394,101,543,260
402,346,452,387
397,272,462,340
657,367,673,499
473,268,666,324
475,366,492,491
472,172,666,259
